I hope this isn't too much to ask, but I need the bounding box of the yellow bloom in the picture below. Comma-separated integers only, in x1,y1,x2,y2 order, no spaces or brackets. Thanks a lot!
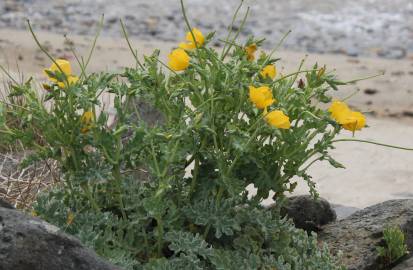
341,111,366,132
328,100,351,124
179,28,205,50
44,59,78,88
178,42,195,50
45,59,72,76
260,65,277,79
265,110,291,129
329,100,366,132
245,44,257,61
168,48,190,71
80,111,94,134
249,86,275,109
66,211,75,225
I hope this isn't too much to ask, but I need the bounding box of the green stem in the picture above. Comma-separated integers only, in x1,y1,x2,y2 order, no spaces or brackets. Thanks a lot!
220,0,245,59
179,0,204,65
332,138,413,151
221,6,250,60
27,20,70,86
120,19,144,69
80,183,100,212
252,30,291,81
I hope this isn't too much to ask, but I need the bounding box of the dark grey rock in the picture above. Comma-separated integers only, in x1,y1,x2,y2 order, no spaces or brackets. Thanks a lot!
331,204,359,220
393,256,413,270
280,195,337,232
0,206,120,270
320,199,413,270
0,199,13,209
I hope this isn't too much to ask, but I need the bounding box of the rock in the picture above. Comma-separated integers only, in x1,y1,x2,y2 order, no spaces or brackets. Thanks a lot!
280,195,336,232
331,204,359,220
377,46,407,59
392,257,413,270
0,206,120,270
319,200,413,270
0,199,13,209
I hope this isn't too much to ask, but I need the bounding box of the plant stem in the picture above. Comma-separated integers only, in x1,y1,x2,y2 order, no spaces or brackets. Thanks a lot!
80,183,100,212
221,6,250,60
332,138,413,151
120,19,144,69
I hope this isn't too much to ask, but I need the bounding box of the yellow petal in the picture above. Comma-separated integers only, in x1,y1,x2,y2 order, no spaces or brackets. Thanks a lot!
265,110,291,129
260,65,277,79
168,48,191,71
245,44,257,61
329,100,351,123
44,59,72,78
66,211,75,225
249,85,275,109
341,111,366,132
185,28,205,47
81,111,94,125
179,42,196,50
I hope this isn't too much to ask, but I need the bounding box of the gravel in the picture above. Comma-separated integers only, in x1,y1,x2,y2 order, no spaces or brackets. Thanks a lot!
0,0,412,59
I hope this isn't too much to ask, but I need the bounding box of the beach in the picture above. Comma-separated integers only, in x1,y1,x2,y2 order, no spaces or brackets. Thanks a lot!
1,1,413,213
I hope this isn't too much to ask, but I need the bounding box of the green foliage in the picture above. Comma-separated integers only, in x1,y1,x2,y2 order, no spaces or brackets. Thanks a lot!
377,227,408,267
1,1,353,269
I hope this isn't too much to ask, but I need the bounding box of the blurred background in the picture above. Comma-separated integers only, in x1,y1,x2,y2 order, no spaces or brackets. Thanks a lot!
1,0,412,58
0,0,413,215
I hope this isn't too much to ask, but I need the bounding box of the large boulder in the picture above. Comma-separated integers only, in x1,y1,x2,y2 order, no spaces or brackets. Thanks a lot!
0,201,120,270
319,199,413,270
280,195,337,232
393,256,413,270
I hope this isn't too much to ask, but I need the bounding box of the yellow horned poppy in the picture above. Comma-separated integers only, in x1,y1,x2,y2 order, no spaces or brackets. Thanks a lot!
249,86,275,109
80,111,94,134
340,111,366,132
179,28,205,50
44,59,79,88
265,110,291,129
329,100,366,132
168,48,190,71
260,65,277,79
245,44,257,61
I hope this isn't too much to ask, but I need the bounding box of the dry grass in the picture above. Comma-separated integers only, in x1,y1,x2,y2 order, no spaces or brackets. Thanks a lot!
0,151,59,209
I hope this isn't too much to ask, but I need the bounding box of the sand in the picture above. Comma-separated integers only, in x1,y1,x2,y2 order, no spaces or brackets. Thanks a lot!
1,28,413,211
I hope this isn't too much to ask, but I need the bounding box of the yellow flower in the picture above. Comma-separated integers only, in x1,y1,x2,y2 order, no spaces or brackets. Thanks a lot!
245,44,257,61
45,59,72,76
249,86,275,109
328,100,351,124
179,28,205,50
265,110,291,129
80,111,94,134
329,100,366,132
340,111,366,132
66,211,75,225
260,65,277,79
168,48,190,71
44,59,78,88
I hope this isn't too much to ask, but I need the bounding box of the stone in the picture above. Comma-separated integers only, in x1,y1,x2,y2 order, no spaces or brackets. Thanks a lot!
0,206,120,270
393,257,413,270
280,195,337,232
319,200,413,270
0,199,13,209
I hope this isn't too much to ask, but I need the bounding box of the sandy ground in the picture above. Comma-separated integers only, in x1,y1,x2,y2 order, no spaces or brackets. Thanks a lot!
1,28,413,214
